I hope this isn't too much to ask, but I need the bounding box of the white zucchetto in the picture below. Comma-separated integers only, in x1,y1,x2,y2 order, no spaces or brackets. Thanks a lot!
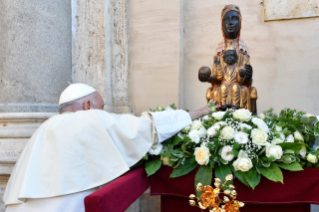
59,83,96,105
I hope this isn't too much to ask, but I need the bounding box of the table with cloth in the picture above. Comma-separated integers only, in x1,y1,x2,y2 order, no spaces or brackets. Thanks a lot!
85,166,319,212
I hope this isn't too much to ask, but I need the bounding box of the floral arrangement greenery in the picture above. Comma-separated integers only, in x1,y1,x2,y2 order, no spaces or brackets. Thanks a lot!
144,106,319,192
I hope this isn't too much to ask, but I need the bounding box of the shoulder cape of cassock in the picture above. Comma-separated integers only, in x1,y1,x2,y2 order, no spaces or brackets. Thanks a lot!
3,110,154,205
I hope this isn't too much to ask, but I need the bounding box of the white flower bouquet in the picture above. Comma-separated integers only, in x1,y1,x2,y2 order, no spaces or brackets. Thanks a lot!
144,107,319,190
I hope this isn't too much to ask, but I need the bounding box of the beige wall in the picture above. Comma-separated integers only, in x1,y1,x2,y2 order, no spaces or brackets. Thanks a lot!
128,0,181,115
183,0,319,115
129,0,319,115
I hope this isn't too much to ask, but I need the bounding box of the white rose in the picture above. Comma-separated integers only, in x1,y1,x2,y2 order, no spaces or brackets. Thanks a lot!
272,138,283,144
190,120,203,130
232,150,253,172
258,113,266,119
182,125,190,133
233,109,252,122
286,134,294,143
221,145,234,161
212,111,226,120
251,128,268,146
207,126,219,137
198,127,207,138
307,153,318,164
149,143,163,155
266,142,283,159
304,113,313,118
189,130,201,143
161,156,170,165
194,143,211,165
294,131,304,141
252,117,269,133
299,146,307,158
202,115,209,120
238,123,252,131
220,126,235,140
280,132,285,141
234,131,249,144
276,125,282,132
165,106,174,111
214,121,227,128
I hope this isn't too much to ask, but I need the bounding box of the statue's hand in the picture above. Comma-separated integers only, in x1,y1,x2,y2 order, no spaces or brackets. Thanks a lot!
244,64,253,80
198,66,213,82
239,69,246,78
214,57,221,67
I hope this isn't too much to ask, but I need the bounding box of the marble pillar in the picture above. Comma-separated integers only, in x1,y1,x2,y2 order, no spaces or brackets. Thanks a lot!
0,0,71,210
0,0,72,112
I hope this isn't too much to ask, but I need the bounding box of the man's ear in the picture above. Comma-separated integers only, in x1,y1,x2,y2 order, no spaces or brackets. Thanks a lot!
83,100,91,110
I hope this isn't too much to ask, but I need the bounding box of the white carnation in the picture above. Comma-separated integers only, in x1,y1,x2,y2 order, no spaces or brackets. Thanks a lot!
212,111,226,120
252,117,269,133
233,109,252,122
251,128,268,146
294,131,304,141
280,132,285,141
221,145,234,161
234,131,249,144
149,143,163,155
286,134,294,143
190,120,203,130
232,150,253,172
220,126,235,140
266,142,283,159
194,143,211,165
238,123,252,130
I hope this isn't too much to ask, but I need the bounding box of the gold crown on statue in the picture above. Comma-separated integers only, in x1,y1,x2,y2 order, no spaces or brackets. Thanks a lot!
189,174,245,212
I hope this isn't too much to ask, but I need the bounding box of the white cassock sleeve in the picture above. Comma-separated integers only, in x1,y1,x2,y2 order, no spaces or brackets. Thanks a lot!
147,110,192,143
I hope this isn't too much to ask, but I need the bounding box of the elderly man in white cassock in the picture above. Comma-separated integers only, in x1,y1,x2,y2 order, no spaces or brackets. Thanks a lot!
3,83,219,212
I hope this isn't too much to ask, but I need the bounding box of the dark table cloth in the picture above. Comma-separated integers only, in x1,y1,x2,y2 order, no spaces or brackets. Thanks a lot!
150,166,319,212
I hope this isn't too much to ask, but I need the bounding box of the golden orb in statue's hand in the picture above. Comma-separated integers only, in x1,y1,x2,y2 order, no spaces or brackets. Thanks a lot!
198,66,212,82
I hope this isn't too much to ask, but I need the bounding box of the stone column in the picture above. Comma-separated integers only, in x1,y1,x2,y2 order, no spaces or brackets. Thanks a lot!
0,0,71,210
0,0,72,112
72,0,131,114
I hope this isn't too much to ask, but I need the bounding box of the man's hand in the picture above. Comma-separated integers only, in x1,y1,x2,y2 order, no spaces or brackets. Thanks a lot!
189,100,221,121
214,57,221,67
239,69,246,78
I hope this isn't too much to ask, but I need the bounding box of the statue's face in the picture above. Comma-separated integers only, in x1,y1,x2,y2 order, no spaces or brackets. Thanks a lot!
223,50,237,65
222,11,240,39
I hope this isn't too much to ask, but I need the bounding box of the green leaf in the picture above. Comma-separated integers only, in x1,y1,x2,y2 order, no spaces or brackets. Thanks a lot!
195,166,213,197
283,149,295,155
258,163,283,183
242,168,261,189
215,165,232,190
261,161,271,167
277,162,303,171
172,135,184,146
145,158,162,176
170,157,197,178
171,150,184,158
278,143,303,153
230,166,249,187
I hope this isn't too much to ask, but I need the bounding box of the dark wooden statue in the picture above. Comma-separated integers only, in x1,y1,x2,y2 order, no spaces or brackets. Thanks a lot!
198,4,257,114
